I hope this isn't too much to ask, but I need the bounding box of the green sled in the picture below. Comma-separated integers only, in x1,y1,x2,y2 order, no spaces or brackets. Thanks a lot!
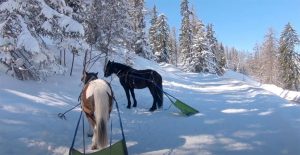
173,99,199,116
69,139,128,155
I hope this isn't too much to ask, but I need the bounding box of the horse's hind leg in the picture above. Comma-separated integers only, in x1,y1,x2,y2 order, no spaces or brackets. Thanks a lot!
148,86,157,111
130,88,137,107
87,125,93,137
86,116,95,137
124,87,132,109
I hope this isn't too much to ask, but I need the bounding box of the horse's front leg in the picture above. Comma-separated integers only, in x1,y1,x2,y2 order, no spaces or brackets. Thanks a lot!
130,88,137,107
124,87,131,109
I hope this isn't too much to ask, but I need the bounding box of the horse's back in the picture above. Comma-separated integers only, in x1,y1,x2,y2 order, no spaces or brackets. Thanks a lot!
135,69,161,78
86,79,112,97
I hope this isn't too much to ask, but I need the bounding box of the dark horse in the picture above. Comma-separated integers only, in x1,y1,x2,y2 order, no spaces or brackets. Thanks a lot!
104,60,163,111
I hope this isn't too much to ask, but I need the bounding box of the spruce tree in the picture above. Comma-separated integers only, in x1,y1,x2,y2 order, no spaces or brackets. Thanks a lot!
131,0,152,59
218,43,226,70
169,27,179,66
179,0,192,68
155,14,171,63
278,23,300,90
190,16,207,72
149,5,159,56
205,24,224,75
86,0,134,55
0,0,85,79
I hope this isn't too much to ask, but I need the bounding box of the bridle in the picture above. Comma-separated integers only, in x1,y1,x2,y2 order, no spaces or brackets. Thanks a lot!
84,74,98,85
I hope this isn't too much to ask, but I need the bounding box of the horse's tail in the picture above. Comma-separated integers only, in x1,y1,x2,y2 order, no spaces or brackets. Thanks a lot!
94,87,109,149
156,73,163,108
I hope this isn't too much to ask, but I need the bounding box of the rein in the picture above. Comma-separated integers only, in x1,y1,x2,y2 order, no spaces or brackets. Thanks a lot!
58,103,81,120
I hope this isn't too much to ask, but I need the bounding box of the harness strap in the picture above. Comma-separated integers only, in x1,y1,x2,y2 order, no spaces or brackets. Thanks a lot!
110,117,113,155
82,111,86,155
69,111,83,155
113,96,128,155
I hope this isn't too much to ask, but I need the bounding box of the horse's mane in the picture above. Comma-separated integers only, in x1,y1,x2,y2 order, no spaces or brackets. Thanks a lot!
112,62,133,71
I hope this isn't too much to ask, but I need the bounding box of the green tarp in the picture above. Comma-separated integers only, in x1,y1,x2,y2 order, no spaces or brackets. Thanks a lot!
70,139,128,155
173,99,199,116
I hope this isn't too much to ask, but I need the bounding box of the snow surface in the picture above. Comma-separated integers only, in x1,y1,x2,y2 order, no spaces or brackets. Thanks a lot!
1,55,300,155
223,70,300,103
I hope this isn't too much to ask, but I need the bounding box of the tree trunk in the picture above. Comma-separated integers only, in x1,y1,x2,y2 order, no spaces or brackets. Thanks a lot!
59,50,62,65
70,52,75,76
89,44,92,63
83,50,88,75
64,49,66,67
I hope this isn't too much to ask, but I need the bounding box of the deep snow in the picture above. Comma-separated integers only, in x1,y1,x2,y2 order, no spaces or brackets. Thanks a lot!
1,55,300,155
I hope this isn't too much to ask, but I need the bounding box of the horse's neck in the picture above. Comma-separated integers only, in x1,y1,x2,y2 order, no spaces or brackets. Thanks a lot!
115,66,132,76
85,76,97,84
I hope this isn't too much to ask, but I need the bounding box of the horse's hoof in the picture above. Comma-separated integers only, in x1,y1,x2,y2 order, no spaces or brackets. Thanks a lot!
149,107,157,112
87,133,93,137
91,145,97,150
127,106,131,109
133,104,137,107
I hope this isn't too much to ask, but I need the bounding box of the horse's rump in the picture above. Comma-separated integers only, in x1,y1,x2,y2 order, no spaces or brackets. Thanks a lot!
81,79,113,149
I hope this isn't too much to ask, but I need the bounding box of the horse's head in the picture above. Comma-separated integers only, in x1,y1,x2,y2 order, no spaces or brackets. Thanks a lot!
104,60,113,77
81,71,98,84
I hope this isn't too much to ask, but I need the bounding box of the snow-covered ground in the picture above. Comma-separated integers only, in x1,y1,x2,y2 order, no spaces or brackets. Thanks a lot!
1,55,300,155
224,71,300,103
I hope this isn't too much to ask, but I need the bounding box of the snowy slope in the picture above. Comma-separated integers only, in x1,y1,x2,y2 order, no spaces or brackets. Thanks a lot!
1,55,300,155
223,70,300,103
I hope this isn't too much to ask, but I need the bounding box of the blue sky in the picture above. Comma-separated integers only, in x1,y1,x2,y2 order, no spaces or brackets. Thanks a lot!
145,0,300,52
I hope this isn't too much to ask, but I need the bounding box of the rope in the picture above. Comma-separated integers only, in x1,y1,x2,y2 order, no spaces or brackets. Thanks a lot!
82,113,86,155
69,111,83,155
110,118,113,155
112,96,128,155
58,103,81,120
113,96,127,142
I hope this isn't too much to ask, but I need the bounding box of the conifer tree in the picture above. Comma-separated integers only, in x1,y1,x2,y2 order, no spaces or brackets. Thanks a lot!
278,23,300,90
131,0,152,59
260,28,278,84
190,16,207,72
155,14,171,63
218,43,226,69
0,0,85,79
179,0,192,67
149,5,159,56
206,24,223,75
85,0,134,56
169,27,179,66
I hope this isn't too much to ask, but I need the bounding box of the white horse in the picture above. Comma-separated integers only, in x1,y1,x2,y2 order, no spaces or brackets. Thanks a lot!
81,71,113,150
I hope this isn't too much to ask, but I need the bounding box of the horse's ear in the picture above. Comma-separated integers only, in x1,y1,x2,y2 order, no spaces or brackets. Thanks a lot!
96,72,98,76
85,71,88,75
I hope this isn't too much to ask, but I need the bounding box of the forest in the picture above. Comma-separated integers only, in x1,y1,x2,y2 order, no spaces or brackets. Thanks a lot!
0,0,299,91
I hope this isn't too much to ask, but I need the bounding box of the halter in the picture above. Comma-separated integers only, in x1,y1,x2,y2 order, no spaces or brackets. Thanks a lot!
84,74,98,84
